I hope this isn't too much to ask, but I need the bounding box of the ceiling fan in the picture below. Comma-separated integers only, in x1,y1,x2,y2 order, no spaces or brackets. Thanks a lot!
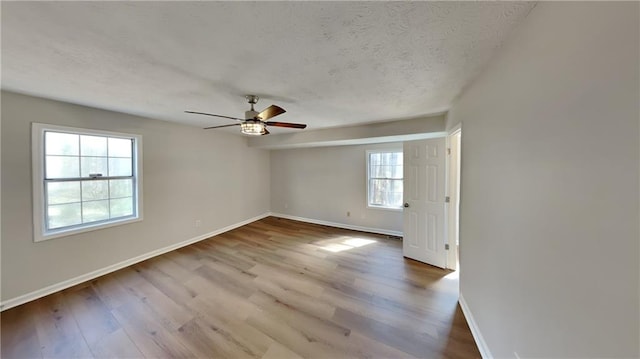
185,95,307,136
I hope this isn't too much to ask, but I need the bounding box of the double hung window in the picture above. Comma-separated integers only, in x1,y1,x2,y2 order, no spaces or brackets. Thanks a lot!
367,150,403,209
32,123,142,241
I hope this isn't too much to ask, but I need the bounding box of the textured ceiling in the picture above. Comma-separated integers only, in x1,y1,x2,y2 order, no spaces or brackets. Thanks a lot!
1,1,535,134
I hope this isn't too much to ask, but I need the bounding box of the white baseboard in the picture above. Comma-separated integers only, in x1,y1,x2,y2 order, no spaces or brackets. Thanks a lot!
459,293,492,359
0,213,270,312
269,212,403,237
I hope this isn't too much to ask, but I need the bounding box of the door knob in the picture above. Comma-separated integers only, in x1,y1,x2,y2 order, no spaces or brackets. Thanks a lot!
403,203,410,208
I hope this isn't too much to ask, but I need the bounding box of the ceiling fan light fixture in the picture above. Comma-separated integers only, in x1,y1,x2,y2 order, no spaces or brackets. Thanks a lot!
240,121,265,135
187,94,306,136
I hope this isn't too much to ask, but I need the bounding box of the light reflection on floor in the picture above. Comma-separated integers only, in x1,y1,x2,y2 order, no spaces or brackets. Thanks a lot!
315,236,377,252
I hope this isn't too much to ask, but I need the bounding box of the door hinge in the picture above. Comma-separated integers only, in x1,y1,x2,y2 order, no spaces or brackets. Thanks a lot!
445,196,450,203
445,244,450,250
447,148,451,155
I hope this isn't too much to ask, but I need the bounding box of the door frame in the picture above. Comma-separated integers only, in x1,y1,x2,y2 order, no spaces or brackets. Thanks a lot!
445,124,461,270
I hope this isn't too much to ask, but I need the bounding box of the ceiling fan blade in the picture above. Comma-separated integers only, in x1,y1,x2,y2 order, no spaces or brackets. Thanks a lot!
203,123,241,129
265,121,307,129
257,105,286,121
186,111,244,121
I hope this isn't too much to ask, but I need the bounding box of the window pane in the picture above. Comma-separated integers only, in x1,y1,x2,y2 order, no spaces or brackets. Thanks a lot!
369,179,384,205
375,165,401,179
108,158,132,176
391,179,403,207
45,132,78,156
80,157,107,177
370,165,382,178
48,203,81,229
82,200,110,222
47,182,80,205
391,192,403,207
46,156,79,179
109,138,132,158
369,179,402,208
391,179,403,193
80,135,107,156
370,153,381,166
110,197,133,218
110,179,133,198
393,164,403,179
82,181,108,201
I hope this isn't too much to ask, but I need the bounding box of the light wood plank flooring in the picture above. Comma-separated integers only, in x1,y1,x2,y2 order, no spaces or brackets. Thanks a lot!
1,217,480,358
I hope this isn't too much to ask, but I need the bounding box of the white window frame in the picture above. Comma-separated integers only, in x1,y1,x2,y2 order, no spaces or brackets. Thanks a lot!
32,123,143,242
366,149,403,211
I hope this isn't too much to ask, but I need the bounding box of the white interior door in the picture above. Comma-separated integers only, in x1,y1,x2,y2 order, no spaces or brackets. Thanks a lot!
403,138,447,268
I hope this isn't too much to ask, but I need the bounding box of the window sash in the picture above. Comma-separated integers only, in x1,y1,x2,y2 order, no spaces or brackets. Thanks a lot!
368,178,403,208
43,177,138,231
44,130,134,180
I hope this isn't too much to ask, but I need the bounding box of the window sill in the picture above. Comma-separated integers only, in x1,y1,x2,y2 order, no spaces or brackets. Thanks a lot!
367,205,403,212
34,216,142,242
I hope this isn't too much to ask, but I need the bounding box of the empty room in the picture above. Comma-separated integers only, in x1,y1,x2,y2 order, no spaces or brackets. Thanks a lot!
1,1,638,358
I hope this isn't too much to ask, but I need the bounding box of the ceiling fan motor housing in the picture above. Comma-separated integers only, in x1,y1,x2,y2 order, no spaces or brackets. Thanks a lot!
245,110,260,120
245,95,260,119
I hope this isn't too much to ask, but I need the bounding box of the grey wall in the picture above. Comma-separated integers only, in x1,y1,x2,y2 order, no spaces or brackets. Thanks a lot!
1,91,271,302
271,143,403,234
448,2,639,357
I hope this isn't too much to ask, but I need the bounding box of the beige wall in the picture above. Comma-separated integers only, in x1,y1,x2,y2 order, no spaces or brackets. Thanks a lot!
1,91,271,302
271,143,403,234
448,2,639,357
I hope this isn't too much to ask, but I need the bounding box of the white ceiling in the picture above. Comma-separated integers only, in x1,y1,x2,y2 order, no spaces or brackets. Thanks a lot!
1,1,535,135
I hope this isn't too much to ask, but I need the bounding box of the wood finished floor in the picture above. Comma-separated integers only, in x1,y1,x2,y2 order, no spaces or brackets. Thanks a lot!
1,217,480,358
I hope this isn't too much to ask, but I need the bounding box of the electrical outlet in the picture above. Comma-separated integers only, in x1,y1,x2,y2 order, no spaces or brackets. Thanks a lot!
195,220,201,228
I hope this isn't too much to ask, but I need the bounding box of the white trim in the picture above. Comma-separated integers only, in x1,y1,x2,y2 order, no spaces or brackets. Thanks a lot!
0,212,270,311
445,128,461,270
448,122,462,136
42,217,144,241
270,212,403,237
459,293,492,359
